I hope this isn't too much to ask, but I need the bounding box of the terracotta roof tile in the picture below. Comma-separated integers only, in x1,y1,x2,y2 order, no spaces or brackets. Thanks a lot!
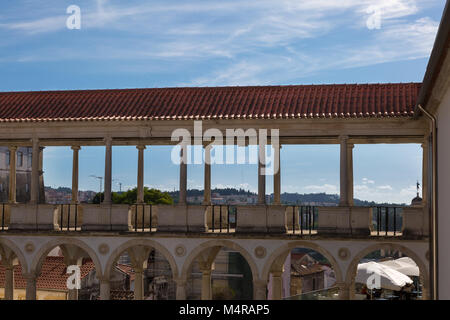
0,256,95,291
0,83,421,122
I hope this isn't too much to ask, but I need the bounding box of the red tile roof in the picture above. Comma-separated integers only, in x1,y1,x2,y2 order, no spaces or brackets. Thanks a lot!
115,264,136,282
0,256,95,291
0,83,421,122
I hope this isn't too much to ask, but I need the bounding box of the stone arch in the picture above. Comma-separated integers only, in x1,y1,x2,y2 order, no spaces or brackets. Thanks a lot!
180,239,259,282
0,237,29,273
30,237,102,276
261,240,343,283
345,243,429,300
104,239,178,280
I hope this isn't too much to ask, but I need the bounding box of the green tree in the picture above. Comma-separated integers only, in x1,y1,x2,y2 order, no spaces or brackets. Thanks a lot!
92,187,173,205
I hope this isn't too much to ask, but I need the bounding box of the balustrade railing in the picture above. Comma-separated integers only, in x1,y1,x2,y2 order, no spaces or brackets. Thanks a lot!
208,205,237,233
286,205,318,235
372,206,403,236
1,202,418,238
130,204,156,232
58,203,81,231
1,203,9,231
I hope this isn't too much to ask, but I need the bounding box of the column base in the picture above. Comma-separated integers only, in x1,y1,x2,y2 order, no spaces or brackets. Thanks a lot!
157,226,188,233
9,223,58,231
267,226,287,234
236,226,267,233
81,224,131,231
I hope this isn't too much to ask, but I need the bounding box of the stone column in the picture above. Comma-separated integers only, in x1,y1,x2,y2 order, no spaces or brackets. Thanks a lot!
273,145,281,205
38,147,45,203
201,269,212,300
258,143,266,204
175,279,187,300
8,146,17,203
134,266,144,300
203,145,211,205
128,246,150,300
253,279,268,300
103,137,112,205
4,264,14,300
100,278,110,300
422,140,429,205
24,273,37,300
30,139,40,204
271,271,283,300
71,146,80,203
337,282,351,300
137,145,146,203
339,136,354,206
179,145,187,205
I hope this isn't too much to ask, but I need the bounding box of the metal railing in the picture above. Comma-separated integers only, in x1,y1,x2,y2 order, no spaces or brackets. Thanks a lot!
1,203,9,231
131,204,155,232
287,206,318,235
58,204,81,231
372,206,403,236
209,205,237,233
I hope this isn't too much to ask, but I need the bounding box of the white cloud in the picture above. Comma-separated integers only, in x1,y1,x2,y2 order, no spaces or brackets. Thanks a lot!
303,184,339,194
354,182,417,204
362,178,375,184
377,185,393,190
0,0,441,84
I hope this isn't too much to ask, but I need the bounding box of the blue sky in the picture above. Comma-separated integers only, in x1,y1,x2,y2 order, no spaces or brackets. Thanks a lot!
0,0,445,203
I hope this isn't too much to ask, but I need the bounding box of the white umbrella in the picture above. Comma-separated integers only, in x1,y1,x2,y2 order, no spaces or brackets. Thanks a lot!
378,257,420,277
356,261,413,291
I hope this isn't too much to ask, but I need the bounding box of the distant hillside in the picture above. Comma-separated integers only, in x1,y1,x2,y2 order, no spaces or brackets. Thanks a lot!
45,186,405,206
168,188,405,206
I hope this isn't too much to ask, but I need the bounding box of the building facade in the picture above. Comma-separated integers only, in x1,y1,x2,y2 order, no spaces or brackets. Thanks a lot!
0,1,449,300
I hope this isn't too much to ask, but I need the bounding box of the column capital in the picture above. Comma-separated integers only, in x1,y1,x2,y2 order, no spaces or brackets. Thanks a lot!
104,136,113,145
136,145,146,150
97,275,110,283
271,271,283,278
175,278,187,286
22,272,39,281
339,135,349,142
71,145,81,151
8,145,17,152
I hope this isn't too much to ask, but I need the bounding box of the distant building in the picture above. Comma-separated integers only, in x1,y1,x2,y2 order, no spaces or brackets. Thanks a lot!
0,146,45,203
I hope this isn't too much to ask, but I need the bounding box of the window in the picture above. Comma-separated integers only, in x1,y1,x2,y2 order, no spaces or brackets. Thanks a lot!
6,151,10,166
25,183,29,193
27,153,32,168
17,152,23,167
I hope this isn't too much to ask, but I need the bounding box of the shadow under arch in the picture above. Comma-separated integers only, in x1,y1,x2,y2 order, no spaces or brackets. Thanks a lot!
30,237,102,276
180,239,259,282
0,237,29,274
104,239,178,280
261,240,343,283
345,243,429,300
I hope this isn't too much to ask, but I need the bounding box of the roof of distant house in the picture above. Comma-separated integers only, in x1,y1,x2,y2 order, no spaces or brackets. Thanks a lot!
0,256,95,291
0,83,421,122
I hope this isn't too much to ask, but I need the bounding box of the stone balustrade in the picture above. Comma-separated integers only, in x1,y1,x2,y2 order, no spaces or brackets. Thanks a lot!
1,203,428,239
81,204,131,231
402,205,429,237
9,204,59,231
